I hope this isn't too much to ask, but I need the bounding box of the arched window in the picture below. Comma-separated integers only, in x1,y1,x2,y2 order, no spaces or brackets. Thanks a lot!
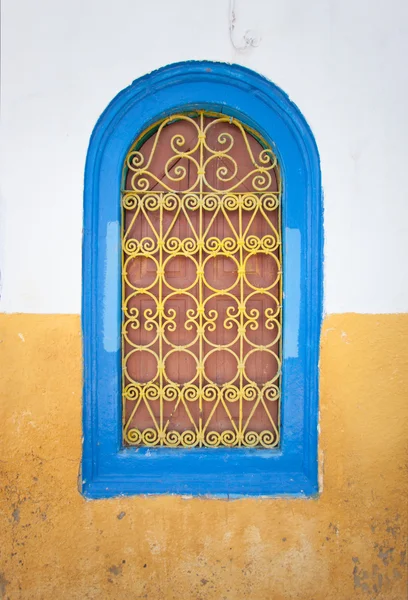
122,112,281,449
82,62,322,498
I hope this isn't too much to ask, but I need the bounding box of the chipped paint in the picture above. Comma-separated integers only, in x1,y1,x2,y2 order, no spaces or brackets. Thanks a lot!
0,313,407,599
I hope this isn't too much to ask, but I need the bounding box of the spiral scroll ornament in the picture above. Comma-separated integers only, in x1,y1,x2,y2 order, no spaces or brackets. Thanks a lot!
122,111,282,448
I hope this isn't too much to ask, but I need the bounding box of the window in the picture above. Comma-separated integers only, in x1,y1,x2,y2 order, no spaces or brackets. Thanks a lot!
122,112,282,449
82,62,322,498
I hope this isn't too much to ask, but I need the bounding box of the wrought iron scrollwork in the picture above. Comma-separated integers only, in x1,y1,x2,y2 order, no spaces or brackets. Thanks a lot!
122,111,282,448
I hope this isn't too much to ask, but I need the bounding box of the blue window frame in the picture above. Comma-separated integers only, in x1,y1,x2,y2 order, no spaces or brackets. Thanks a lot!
82,61,322,499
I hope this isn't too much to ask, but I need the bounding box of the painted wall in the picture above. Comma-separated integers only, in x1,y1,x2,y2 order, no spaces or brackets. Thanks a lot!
1,0,408,314
0,314,407,599
1,0,407,598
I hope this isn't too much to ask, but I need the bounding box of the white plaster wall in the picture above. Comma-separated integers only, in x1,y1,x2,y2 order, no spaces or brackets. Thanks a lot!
1,0,407,314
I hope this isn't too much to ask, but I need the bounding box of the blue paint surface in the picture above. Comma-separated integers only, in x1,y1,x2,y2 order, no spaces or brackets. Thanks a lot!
103,222,120,353
81,61,323,498
283,228,301,359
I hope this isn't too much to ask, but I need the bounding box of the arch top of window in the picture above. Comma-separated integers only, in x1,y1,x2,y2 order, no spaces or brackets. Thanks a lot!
126,109,273,155
121,110,281,195
82,61,322,499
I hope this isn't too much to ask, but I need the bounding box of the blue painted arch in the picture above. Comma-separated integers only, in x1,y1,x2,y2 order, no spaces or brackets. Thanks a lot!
82,61,322,498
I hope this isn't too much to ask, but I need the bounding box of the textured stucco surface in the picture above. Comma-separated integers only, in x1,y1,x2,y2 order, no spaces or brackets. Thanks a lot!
0,313,407,599
2,0,408,314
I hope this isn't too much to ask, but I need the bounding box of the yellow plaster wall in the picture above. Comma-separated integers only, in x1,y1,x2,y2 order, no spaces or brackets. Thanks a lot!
0,313,407,599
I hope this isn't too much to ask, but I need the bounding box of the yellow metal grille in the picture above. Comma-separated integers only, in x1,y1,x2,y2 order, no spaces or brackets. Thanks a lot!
122,111,282,448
